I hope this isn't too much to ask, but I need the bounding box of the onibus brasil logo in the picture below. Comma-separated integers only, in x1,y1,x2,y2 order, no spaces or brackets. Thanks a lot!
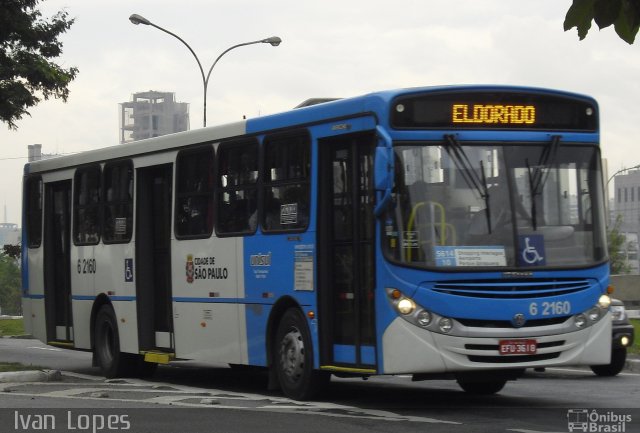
567,409,632,432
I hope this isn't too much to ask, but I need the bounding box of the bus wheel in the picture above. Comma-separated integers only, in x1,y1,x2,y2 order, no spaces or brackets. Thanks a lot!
591,348,627,377
274,308,327,400
94,305,132,378
456,378,507,395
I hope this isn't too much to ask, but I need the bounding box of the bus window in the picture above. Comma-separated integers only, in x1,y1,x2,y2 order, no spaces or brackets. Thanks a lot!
103,160,133,243
262,132,311,232
25,176,43,248
175,145,214,238
216,139,258,235
73,165,101,245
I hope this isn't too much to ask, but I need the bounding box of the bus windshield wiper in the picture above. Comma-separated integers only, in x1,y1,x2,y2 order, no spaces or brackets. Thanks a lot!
444,134,492,233
526,135,561,230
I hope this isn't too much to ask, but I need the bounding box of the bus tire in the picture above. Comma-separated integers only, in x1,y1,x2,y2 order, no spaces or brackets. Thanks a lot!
94,305,133,378
456,378,507,395
591,348,627,377
274,308,327,400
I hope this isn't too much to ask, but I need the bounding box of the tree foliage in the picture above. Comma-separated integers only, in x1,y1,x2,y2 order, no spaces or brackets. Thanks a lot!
564,0,640,44
608,215,632,275
0,251,21,315
0,0,78,129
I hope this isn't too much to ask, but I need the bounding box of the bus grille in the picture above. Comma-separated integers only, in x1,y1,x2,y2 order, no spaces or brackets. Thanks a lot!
456,317,569,328
431,278,591,299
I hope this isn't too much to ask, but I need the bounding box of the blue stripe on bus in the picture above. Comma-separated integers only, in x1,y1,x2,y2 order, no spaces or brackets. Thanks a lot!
23,294,44,300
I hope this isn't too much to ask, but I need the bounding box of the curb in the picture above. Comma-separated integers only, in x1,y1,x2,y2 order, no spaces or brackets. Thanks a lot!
626,357,640,373
0,370,62,383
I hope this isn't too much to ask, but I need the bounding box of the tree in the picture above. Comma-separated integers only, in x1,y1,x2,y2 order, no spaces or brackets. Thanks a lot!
607,215,632,275
0,0,78,129
564,0,640,44
0,251,21,315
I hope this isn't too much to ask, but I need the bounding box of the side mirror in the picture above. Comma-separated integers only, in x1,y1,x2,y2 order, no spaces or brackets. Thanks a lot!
374,126,393,216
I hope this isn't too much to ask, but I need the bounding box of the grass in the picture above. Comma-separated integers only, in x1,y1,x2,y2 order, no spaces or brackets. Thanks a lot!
0,318,25,336
0,362,42,373
630,319,640,355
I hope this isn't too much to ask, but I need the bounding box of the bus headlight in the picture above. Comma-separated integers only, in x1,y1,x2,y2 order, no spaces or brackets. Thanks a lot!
397,298,416,315
574,314,587,328
587,307,600,322
439,317,453,333
598,295,611,309
417,310,432,327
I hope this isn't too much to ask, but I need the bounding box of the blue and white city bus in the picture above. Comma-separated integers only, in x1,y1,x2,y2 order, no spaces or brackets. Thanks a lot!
22,85,612,400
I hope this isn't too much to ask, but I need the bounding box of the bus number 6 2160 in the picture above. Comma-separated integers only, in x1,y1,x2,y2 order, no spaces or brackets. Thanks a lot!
529,301,571,316
77,259,97,274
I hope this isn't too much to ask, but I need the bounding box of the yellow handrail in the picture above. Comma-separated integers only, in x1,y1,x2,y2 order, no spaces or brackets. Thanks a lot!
406,201,456,261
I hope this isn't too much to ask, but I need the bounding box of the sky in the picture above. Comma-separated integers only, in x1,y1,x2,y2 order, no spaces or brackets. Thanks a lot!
1,0,639,225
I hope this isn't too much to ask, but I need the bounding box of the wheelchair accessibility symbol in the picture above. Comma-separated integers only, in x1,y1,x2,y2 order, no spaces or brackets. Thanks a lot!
125,258,134,282
518,235,546,266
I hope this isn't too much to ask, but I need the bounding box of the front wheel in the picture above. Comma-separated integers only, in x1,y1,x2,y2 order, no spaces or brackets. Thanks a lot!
591,348,627,377
457,378,507,395
274,308,328,400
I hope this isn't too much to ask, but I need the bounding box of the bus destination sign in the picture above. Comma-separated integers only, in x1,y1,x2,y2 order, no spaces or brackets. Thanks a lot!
451,104,536,125
391,90,597,131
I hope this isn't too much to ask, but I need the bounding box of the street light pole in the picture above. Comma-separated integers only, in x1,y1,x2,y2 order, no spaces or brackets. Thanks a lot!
607,164,640,186
129,14,281,127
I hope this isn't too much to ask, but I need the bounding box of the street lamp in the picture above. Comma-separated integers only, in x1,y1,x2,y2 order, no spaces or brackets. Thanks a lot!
607,164,640,186
129,14,281,127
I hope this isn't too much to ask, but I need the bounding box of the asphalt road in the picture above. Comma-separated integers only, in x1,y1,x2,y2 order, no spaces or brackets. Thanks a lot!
1,338,639,433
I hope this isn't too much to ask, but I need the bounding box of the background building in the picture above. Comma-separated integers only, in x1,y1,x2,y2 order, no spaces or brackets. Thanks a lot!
119,91,189,143
0,223,20,246
613,168,640,274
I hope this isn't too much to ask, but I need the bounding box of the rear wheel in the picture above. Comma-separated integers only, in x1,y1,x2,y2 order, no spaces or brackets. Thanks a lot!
274,308,328,400
94,305,135,378
457,378,507,395
591,348,627,377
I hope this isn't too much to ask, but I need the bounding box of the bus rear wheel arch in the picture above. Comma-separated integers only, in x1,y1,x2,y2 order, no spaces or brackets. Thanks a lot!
93,304,157,379
94,304,130,378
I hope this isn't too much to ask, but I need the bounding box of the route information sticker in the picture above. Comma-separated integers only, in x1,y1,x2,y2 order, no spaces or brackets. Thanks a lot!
434,246,506,267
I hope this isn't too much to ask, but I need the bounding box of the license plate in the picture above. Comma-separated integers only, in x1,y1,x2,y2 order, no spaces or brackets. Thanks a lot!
499,339,537,355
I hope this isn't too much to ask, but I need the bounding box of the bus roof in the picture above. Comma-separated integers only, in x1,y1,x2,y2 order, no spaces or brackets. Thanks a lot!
24,84,596,175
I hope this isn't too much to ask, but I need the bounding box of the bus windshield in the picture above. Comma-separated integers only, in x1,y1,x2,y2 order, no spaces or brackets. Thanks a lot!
383,141,607,270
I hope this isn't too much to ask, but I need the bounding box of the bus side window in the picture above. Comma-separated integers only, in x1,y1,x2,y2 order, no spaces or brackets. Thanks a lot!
262,132,311,232
25,175,43,248
216,139,258,236
103,160,133,243
175,145,214,238
73,165,101,245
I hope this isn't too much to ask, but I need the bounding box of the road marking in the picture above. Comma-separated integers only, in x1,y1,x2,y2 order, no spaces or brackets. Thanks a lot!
0,379,460,425
27,346,62,352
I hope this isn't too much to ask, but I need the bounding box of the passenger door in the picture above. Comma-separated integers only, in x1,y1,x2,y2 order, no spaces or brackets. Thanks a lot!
135,164,174,352
43,180,74,345
318,132,377,371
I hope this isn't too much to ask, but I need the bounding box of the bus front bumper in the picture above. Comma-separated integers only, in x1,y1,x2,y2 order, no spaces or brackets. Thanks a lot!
381,314,611,374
